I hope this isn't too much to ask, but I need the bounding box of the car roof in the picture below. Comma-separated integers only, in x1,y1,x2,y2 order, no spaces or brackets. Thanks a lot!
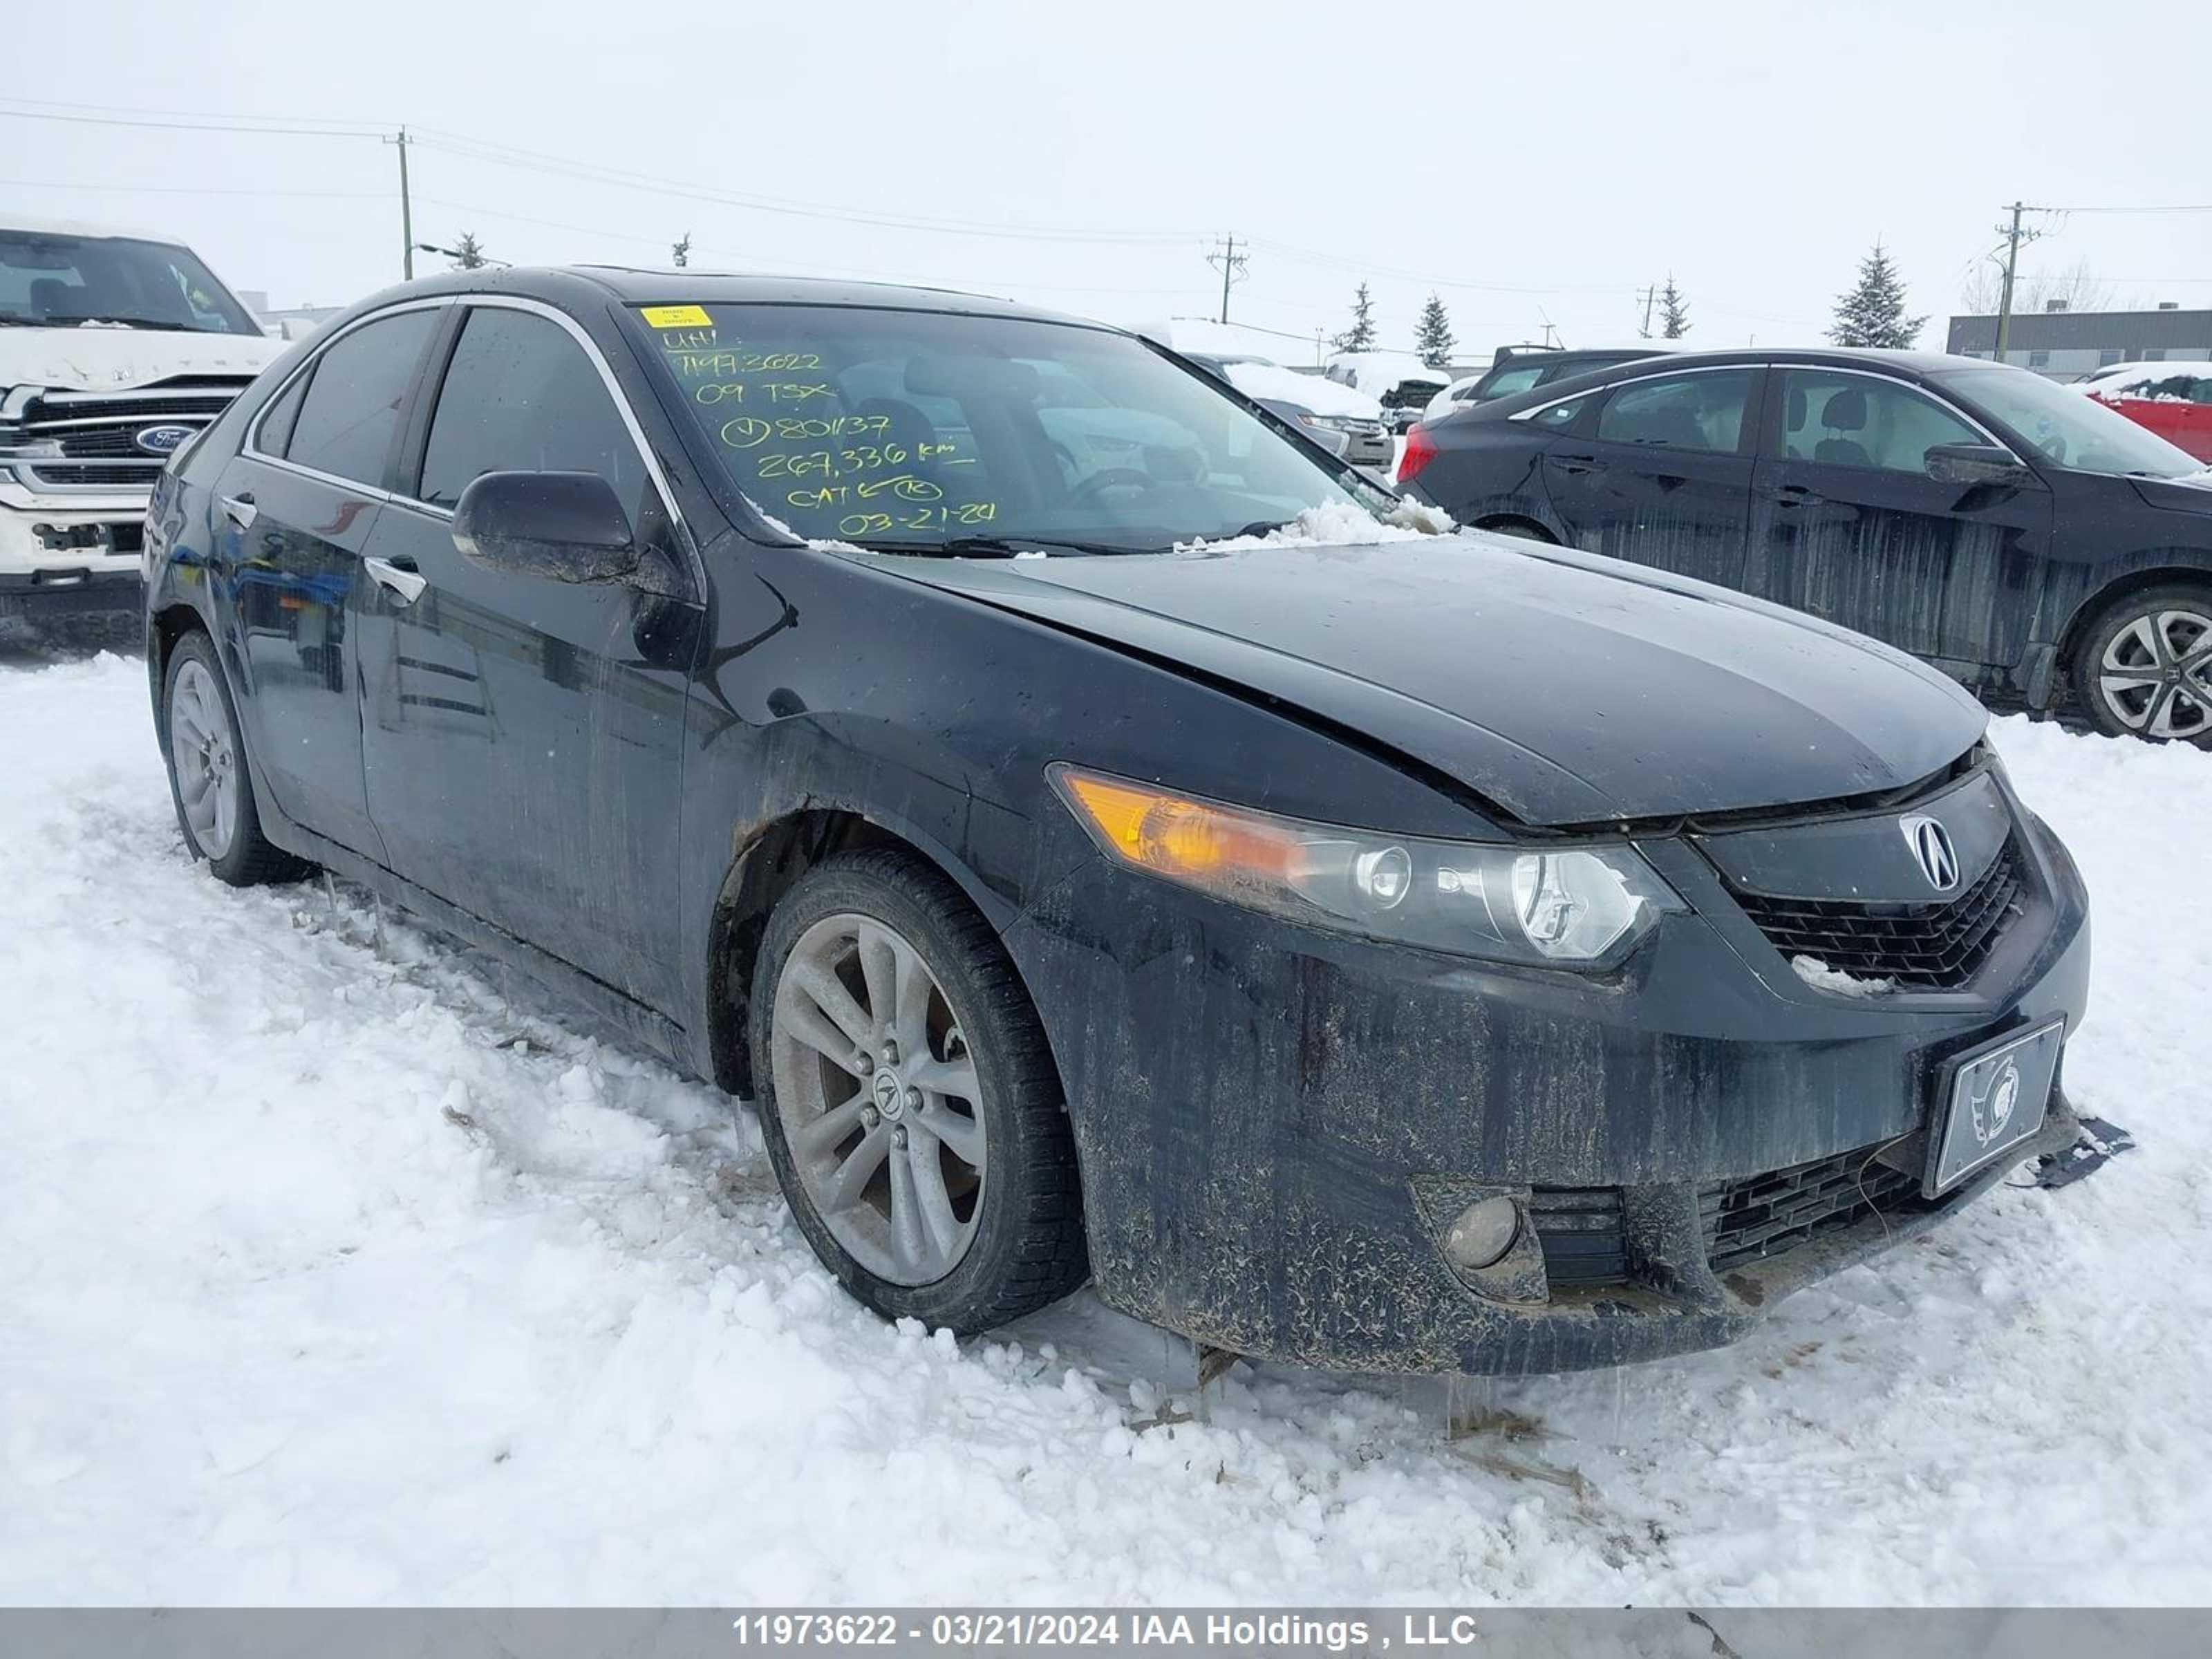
1467,345,2001,415
347,264,1114,331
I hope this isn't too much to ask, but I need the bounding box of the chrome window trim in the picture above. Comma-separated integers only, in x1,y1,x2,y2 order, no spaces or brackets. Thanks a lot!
241,292,705,594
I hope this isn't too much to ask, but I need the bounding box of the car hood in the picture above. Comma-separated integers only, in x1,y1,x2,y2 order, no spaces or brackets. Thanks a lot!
865,532,1987,826
0,325,281,393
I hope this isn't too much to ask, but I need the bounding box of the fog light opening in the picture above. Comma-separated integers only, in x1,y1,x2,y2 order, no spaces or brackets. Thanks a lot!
1444,1194,1521,1271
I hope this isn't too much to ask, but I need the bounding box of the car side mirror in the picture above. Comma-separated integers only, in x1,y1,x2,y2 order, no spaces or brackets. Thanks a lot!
451,471,640,584
1925,443,2030,488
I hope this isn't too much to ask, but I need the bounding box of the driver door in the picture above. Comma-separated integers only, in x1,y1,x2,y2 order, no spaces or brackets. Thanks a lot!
353,301,701,1010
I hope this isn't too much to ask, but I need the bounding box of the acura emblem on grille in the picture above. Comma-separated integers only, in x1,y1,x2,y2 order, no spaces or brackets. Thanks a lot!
1901,814,1960,892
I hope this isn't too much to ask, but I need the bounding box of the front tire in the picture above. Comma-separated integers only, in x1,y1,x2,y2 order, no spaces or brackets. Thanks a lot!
2071,584,2212,746
749,847,1087,1333
160,630,313,885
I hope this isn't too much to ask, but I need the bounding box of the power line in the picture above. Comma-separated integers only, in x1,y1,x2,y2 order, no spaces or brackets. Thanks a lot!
0,177,388,199
2040,203,2212,215
0,104,382,140
406,129,1206,246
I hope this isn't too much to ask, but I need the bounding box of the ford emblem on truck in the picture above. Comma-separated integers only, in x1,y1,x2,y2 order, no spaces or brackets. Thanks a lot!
133,423,195,456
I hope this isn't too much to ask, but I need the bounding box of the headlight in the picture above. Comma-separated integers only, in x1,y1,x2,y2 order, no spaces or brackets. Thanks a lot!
1051,766,1681,968
1302,413,1356,431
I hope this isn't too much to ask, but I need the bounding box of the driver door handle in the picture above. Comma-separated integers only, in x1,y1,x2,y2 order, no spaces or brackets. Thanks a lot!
363,554,428,606
219,491,256,529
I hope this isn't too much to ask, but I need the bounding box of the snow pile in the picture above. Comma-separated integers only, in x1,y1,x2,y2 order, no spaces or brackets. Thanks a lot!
1790,955,1897,997
4,651,2212,1605
1221,360,1382,421
1173,498,1452,554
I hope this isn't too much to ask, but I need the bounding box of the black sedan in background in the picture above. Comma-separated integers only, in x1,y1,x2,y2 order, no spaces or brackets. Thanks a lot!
1400,348,2212,744
146,272,2086,1374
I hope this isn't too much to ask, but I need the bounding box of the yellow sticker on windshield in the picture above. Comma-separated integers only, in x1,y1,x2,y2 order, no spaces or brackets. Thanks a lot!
641,304,713,328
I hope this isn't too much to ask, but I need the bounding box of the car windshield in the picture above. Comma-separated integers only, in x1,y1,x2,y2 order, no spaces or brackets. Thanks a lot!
1937,366,2200,479
643,303,1381,554
0,231,261,335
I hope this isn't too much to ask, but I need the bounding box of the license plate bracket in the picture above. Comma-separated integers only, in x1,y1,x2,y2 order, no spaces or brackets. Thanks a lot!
1925,1018,2064,1198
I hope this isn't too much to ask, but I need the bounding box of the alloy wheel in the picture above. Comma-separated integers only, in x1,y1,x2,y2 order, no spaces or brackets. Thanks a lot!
167,658,241,860
769,912,988,1286
2097,608,2212,740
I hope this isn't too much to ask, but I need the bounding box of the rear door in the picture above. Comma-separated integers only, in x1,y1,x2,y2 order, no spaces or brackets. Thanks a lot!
1745,367,2053,669
353,299,702,1009
1539,365,1761,587
215,303,442,858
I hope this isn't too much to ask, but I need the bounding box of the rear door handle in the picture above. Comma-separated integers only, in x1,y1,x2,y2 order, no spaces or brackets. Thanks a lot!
1770,483,1815,507
363,555,428,606
219,492,256,529
1547,453,1602,476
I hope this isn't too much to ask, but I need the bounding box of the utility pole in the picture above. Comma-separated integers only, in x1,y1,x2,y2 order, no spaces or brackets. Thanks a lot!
1638,284,1657,338
1992,200,2044,364
386,126,416,281
1206,234,1248,325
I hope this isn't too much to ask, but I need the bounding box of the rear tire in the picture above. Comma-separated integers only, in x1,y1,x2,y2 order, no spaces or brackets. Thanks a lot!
749,847,1087,1333
160,630,315,885
2070,583,2212,747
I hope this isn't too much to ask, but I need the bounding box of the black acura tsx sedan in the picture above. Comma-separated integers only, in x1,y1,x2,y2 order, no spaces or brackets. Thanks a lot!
143,269,2089,1374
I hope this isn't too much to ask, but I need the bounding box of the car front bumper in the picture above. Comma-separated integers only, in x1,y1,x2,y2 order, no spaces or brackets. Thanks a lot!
0,474,149,619
1005,790,2092,1375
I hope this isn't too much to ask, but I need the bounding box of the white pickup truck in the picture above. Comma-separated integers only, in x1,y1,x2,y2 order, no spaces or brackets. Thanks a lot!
1,217,281,625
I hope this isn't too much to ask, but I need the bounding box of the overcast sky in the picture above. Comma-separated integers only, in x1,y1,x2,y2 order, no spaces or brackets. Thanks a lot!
10,0,2208,362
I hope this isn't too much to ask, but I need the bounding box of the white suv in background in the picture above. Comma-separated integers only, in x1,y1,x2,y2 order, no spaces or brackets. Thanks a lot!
1,217,280,626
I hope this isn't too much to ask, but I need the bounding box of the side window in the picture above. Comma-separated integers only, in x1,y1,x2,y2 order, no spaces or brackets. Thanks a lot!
1477,364,1545,402
1778,371,1983,474
1595,370,1752,453
419,308,650,524
285,309,438,486
1532,395,1590,430
255,370,310,458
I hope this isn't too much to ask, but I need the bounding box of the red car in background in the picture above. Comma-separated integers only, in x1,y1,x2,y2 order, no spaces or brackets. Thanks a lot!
2079,362,2212,462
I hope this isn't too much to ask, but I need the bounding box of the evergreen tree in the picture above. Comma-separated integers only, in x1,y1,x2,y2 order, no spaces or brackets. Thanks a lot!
1333,282,1376,353
1414,292,1456,368
449,232,489,271
672,232,692,269
1829,243,1927,348
1659,275,1691,339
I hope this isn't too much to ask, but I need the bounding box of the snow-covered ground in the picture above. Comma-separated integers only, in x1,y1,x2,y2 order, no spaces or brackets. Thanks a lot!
5,646,2211,1606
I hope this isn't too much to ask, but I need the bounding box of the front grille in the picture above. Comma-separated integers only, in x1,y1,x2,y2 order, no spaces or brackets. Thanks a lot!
1734,839,2026,991
1526,1186,1629,1286
1702,1147,1923,1273
8,377,252,491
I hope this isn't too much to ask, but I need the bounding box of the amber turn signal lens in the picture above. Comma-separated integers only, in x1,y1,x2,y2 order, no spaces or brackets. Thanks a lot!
1056,771,1298,883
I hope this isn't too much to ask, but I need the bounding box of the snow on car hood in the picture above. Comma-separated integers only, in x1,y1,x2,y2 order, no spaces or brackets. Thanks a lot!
868,529,1987,825
0,325,281,393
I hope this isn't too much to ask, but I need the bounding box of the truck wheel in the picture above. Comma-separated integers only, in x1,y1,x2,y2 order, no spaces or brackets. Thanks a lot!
161,631,313,885
2071,584,2212,746
750,847,1087,1333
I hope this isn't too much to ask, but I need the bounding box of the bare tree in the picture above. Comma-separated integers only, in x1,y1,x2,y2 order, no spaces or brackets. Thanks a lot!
1962,256,2115,316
